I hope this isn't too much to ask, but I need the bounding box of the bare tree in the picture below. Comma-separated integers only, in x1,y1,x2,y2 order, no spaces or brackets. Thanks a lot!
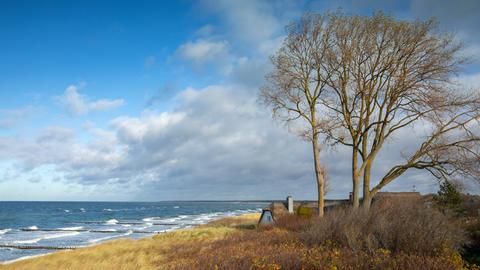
318,12,480,209
261,14,332,217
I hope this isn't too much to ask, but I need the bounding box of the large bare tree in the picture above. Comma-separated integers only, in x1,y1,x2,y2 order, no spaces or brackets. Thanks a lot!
319,12,480,209
261,14,332,217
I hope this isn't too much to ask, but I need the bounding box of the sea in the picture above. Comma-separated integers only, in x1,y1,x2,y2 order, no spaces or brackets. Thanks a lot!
0,201,267,263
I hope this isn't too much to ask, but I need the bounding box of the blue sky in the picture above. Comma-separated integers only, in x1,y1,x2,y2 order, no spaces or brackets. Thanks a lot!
0,0,479,201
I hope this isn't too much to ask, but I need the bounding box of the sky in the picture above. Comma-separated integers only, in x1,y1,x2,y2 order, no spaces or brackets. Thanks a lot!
0,0,479,201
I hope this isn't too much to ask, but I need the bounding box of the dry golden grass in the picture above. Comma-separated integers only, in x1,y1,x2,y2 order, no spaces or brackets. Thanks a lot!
0,213,260,270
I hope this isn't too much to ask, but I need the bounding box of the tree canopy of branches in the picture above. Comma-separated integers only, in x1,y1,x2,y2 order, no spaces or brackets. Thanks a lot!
320,12,480,209
262,12,480,211
261,14,331,216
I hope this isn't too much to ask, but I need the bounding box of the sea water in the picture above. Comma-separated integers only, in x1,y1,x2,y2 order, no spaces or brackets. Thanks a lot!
0,201,267,262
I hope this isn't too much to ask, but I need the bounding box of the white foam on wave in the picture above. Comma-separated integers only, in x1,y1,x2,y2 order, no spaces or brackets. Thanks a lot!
88,230,132,244
142,217,159,222
27,226,38,230
43,231,80,240
103,208,113,212
162,217,181,223
0,229,11,235
64,210,70,213
13,238,41,244
137,222,153,230
12,231,80,245
58,226,83,231
173,206,180,209
105,219,118,225
80,208,86,212
193,214,215,222
13,232,80,244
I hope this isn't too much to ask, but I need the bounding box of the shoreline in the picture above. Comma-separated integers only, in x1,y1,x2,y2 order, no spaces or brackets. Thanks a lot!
0,211,261,266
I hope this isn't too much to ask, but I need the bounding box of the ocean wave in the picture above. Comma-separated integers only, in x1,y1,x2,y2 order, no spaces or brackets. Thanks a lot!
103,208,132,212
64,210,70,213
143,210,258,227
27,226,38,230
0,229,11,235
105,219,118,225
79,208,86,212
162,217,181,223
58,226,83,231
137,223,153,230
100,229,117,232
12,231,80,244
13,238,41,244
88,230,132,244
43,231,80,240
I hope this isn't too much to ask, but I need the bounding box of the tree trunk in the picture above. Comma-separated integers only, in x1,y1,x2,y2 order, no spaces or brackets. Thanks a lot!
312,135,325,217
351,150,360,208
362,160,372,210
317,173,325,217
362,189,376,210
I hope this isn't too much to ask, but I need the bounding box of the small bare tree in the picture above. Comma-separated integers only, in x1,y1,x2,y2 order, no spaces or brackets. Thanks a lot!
318,12,480,209
261,14,332,217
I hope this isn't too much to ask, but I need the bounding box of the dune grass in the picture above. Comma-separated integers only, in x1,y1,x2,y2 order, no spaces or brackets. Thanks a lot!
0,213,260,270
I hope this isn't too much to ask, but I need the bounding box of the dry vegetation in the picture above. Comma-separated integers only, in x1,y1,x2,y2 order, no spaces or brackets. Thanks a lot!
171,200,476,270
2,206,478,270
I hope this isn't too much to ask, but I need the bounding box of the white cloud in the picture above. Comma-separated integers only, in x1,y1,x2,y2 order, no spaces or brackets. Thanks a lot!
0,106,34,128
56,85,125,115
36,126,75,143
176,39,229,64
195,24,215,38
200,0,281,45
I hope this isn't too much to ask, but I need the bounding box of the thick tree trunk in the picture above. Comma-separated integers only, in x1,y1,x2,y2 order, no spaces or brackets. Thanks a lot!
362,187,377,210
312,135,325,217
351,150,360,208
362,193,373,210
317,174,325,217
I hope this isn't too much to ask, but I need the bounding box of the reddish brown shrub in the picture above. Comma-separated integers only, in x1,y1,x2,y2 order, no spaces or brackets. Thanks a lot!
167,228,464,270
273,213,312,232
300,200,466,255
